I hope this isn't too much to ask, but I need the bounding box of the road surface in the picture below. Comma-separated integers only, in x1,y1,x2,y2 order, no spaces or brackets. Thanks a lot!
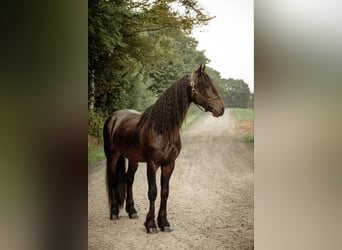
88,108,254,249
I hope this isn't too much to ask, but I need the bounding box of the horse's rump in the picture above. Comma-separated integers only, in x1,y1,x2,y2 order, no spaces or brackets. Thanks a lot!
104,109,145,162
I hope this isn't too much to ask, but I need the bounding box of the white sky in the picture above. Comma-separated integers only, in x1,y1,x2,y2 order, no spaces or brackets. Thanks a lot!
192,0,254,92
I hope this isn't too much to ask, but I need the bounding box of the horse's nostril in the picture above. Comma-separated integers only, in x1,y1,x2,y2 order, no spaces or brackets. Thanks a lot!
221,107,225,114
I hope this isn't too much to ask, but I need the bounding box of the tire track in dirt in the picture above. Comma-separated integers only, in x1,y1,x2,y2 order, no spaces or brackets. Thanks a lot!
88,108,253,249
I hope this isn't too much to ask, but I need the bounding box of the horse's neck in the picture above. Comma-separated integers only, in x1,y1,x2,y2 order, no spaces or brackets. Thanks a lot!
159,100,190,144
161,82,191,130
165,100,190,131
141,80,191,142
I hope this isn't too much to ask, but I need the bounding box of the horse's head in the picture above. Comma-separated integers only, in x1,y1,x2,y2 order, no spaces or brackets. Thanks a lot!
190,64,225,117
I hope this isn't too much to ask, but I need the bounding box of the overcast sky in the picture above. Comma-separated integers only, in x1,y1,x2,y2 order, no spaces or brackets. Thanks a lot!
192,0,254,91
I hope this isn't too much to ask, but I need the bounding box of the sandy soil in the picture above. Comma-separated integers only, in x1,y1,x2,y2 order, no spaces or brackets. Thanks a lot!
235,120,254,135
88,109,254,249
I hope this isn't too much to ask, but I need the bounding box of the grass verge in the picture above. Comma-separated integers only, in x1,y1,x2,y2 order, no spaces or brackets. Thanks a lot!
243,133,254,145
88,136,105,165
232,108,254,121
232,108,254,145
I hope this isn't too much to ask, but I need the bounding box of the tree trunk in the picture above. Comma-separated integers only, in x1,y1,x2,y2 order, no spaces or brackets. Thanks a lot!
89,69,95,111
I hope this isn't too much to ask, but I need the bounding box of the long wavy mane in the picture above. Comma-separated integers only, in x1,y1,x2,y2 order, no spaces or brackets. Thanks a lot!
137,75,191,143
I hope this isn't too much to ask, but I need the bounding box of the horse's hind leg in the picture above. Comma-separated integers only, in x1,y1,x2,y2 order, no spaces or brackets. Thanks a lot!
125,161,138,218
106,153,123,220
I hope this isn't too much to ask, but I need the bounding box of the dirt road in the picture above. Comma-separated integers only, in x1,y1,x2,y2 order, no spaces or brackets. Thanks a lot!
88,109,254,249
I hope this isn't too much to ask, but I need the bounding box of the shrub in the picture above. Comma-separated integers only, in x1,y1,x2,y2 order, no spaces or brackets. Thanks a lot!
88,111,107,141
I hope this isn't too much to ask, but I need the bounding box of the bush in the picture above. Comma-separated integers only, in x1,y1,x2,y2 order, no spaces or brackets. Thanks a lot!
88,111,107,141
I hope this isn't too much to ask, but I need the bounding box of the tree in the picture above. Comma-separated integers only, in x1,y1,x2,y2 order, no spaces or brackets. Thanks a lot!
224,78,250,108
248,92,254,108
147,33,209,95
204,67,229,102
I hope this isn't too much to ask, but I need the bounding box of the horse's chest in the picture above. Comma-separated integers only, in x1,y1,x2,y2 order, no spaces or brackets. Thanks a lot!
141,132,182,165
159,143,181,165
148,142,181,166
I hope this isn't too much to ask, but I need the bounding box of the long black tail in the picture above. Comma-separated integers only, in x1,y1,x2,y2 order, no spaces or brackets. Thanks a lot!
106,155,126,209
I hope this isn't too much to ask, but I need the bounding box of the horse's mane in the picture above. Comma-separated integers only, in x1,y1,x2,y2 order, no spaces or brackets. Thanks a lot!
137,75,191,143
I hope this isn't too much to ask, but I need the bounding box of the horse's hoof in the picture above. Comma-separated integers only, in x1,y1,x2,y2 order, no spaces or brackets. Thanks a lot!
110,214,119,220
129,213,138,219
147,228,158,234
160,226,173,232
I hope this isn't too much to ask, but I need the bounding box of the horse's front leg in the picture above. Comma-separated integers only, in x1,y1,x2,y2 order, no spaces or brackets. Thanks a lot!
158,162,175,232
144,162,159,233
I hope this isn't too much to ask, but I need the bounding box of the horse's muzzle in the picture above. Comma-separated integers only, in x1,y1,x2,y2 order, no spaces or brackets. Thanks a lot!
212,106,225,117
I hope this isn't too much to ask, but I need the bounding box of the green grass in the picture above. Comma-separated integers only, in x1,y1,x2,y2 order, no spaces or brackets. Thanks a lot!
88,142,105,165
232,108,254,121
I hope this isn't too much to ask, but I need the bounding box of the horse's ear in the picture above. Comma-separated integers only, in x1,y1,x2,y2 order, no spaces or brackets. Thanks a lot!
201,64,206,72
196,64,206,74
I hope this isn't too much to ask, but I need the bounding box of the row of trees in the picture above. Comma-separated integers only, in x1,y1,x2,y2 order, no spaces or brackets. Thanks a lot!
88,0,253,118
224,79,253,108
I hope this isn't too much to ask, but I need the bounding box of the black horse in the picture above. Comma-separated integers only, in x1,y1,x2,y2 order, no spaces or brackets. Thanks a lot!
103,64,225,233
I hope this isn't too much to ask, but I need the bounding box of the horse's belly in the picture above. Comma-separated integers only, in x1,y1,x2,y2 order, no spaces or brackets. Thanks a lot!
110,113,145,162
121,149,146,163
113,138,146,162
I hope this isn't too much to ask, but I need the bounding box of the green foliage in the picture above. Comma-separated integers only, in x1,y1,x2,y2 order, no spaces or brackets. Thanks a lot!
147,34,209,95
88,111,107,140
204,67,229,101
148,62,183,94
232,108,254,121
248,92,254,108
224,79,251,108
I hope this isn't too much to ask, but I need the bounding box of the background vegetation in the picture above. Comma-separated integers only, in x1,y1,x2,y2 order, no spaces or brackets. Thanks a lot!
88,0,254,163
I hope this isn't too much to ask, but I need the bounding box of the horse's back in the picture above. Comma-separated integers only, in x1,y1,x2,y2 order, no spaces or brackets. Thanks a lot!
108,109,142,118
104,109,141,130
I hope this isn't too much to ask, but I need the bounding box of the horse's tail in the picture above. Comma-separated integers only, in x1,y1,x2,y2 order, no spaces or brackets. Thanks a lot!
104,114,126,210
106,155,126,209
103,115,114,159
